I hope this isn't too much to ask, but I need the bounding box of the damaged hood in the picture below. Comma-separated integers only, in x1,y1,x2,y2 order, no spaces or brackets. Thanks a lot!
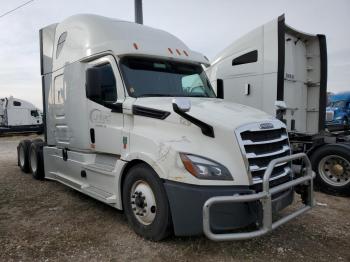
133,97,276,130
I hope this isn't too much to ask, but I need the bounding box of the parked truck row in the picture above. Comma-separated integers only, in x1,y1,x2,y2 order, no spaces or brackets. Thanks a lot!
17,14,315,241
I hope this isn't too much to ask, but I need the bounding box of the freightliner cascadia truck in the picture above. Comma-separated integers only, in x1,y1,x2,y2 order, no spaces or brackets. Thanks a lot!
206,15,350,196
17,14,314,241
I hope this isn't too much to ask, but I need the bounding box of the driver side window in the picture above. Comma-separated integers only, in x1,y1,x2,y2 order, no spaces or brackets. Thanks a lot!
86,63,117,104
97,63,117,103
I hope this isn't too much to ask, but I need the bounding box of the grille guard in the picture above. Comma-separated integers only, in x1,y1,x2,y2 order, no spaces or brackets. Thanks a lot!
203,153,315,241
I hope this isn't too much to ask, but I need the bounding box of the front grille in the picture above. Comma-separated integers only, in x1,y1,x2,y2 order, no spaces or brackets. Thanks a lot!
236,121,292,188
326,111,334,122
241,128,285,142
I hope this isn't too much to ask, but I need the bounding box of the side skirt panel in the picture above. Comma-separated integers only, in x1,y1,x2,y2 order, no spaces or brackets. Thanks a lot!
43,146,127,209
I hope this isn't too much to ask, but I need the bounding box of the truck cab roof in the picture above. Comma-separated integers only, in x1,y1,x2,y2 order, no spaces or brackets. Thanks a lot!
330,92,350,102
41,14,208,74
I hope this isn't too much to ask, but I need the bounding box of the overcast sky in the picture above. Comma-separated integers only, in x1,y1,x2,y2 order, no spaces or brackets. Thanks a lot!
0,0,349,108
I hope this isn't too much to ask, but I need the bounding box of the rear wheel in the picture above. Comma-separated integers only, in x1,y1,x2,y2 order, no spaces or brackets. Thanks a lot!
122,163,172,241
17,140,32,173
311,144,350,196
29,141,45,180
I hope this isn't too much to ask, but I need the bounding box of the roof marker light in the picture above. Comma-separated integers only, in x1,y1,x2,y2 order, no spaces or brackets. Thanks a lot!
176,49,181,55
183,50,189,56
168,48,173,54
133,43,139,50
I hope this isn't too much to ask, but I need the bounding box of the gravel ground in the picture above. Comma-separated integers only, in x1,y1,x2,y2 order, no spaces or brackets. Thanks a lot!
0,135,349,262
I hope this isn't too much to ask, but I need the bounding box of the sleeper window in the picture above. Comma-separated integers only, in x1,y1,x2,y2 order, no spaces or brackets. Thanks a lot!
232,50,258,66
56,32,67,59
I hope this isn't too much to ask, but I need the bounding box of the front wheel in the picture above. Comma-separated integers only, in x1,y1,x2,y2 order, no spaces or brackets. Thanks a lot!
122,163,172,241
310,144,350,196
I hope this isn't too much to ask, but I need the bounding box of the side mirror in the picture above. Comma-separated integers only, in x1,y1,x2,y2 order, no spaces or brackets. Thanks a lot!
274,100,287,110
216,79,224,99
172,97,191,113
275,100,287,121
86,67,102,101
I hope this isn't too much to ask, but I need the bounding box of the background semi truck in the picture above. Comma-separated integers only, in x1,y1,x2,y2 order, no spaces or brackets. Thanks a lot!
326,91,350,128
206,15,350,196
17,14,314,241
0,96,43,134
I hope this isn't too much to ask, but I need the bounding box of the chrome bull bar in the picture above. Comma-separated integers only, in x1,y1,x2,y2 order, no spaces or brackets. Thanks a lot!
203,153,315,241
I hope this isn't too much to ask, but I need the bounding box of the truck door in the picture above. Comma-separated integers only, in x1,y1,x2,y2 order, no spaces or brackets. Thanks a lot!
86,55,125,155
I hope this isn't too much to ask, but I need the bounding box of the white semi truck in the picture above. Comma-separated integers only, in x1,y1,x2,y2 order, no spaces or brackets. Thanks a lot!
17,14,314,241
206,15,350,196
0,96,43,134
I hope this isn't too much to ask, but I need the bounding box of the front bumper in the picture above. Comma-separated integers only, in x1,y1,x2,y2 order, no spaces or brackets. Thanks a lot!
164,153,314,239
203,153,315,241
326,119,343,125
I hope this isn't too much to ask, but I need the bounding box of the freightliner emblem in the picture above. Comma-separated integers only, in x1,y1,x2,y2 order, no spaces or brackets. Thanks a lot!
259,122,274,129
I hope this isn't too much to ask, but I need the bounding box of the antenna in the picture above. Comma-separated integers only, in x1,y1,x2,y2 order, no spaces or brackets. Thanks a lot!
134,0,143,24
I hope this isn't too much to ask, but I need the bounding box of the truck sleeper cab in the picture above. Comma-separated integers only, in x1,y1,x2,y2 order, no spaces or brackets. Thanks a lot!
206,15,350,196
0,96,43,134
18,14,314,241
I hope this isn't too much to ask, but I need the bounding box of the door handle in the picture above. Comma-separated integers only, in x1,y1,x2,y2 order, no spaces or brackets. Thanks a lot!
90,128,95,143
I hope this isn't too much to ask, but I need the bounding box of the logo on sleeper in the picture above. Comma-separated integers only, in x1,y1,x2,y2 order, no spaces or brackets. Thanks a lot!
259,122,274,129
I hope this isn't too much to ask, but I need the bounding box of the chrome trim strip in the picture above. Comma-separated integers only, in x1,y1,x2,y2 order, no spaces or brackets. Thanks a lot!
246,145,290,159
250,161,288,172
242,135,288,145
252,167,291,184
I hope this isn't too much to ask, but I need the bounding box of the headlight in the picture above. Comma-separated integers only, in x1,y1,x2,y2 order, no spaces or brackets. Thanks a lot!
179,153,233,180
335,116,343,120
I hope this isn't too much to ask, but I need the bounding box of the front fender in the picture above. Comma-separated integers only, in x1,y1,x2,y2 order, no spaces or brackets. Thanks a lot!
121,151,168,180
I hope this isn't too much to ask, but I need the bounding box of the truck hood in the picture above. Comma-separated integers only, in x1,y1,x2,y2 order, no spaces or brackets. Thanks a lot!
133,97,275,130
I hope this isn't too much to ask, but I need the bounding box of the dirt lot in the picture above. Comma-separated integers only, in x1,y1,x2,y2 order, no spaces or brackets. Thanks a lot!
0,135,349,262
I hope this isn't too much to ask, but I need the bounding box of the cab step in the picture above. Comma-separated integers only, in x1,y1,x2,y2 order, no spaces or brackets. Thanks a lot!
81,185,117,204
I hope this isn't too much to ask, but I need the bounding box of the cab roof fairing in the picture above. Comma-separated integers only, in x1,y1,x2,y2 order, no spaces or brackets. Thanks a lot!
47,14,208,71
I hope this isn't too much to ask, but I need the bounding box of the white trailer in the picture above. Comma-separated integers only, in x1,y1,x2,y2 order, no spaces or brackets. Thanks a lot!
17,14,314,241
0,96,43,134
207,15,350,196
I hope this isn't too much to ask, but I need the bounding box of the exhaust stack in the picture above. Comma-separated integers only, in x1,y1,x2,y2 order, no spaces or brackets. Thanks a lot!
135,0,143,24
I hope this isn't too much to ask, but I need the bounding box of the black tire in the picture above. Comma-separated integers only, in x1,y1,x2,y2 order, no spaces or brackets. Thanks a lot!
17,140,32,173
310,144,350,196
33,138,44,143
122,163,172,241
29,141,45,180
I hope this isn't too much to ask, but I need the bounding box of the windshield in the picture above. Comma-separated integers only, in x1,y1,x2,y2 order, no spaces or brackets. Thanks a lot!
120,57,216,98
329,100,346,108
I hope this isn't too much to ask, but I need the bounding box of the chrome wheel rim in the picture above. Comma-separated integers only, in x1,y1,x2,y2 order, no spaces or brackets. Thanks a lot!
318,154,350,187
30,148,37,173
130,180,157,225
19,146,25,167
